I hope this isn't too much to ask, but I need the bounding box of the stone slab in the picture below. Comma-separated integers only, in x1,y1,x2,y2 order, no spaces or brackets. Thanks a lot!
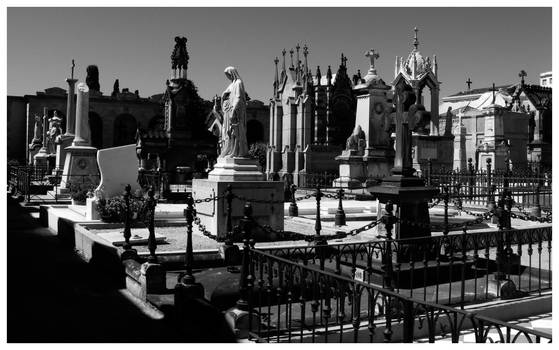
97,230,166,246
192,178,283,240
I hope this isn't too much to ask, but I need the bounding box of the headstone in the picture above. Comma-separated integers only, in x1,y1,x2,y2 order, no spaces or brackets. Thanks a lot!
85,144,139,220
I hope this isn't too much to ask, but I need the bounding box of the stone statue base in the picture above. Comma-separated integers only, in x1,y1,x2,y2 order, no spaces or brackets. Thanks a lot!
208,157,264,181
60,145,100,191
55,134,74,172
333,150,365,189
192,177,284,241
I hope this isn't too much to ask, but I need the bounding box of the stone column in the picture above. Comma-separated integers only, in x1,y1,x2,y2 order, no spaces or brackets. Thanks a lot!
65,78,78,136
72,82,90,146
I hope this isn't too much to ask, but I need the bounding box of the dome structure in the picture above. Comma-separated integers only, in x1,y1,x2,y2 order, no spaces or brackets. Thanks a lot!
400,27,433,81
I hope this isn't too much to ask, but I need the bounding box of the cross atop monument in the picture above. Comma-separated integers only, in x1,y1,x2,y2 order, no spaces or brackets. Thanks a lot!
413,27,419,49
491,82,496,104
365,49,380,69
71,59,75,80
519,69,527,85
466,77,472,90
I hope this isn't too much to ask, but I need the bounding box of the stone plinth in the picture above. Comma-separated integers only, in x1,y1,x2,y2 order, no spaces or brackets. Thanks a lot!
412,134,453,173
55,134,74,171
60,145,100,190
368,175,438,240
208,157,264,182
333,150,365,189
192,178,283,241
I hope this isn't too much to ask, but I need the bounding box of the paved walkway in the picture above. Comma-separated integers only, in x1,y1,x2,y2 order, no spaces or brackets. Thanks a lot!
6,196,235,342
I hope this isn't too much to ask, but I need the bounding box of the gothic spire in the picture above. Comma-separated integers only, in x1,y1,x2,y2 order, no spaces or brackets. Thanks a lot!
273,56,279,96
315,66,322,86
326,65,332,86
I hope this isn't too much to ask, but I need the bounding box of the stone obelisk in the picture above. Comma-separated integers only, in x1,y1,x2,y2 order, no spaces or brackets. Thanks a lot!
60,81,100,195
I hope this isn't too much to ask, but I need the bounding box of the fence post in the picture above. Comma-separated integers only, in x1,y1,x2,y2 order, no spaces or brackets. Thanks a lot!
531,184,542,218
334,188,346,226
313,185,327,270
146,186,158,263
221,184,241,269
225,202,256,339
486,158,493,208
122,184,132,250
427,158,432,186
288,184,298,217
27,167,31,202
381,201,396,291
443,186,450,236
175,193,205,302
402,299,415,343
468,158,474,198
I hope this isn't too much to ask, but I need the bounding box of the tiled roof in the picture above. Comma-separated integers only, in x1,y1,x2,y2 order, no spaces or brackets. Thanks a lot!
448,85,511,97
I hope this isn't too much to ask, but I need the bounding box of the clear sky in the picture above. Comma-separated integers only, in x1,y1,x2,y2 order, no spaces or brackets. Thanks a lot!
7,7,552,103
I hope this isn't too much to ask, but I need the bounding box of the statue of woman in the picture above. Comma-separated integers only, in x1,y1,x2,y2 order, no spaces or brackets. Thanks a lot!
219,66,249,158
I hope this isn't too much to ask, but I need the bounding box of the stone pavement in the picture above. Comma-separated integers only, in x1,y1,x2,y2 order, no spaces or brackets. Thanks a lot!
6,196,235,342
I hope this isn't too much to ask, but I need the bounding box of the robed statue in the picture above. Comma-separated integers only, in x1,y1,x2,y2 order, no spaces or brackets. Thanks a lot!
219,66,249,158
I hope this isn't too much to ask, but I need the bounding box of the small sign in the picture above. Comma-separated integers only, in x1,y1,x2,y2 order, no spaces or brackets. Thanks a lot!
354,267,364,282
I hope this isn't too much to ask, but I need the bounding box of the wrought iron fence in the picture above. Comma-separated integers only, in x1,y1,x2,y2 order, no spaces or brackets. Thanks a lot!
420,159,551,210
245,247,551,343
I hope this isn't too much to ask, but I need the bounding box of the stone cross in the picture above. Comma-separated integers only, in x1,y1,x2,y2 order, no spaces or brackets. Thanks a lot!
491,83,496,104
71,59,75,79
365,49,379,69
466,78,472,90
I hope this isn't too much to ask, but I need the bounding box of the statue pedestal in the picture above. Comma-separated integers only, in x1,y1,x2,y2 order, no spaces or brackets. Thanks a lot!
195,158,283,241
364,147,394,182
60,145,100,190
333,150,365,189
33,149,50,168
368,175,438,240
208,157,264,181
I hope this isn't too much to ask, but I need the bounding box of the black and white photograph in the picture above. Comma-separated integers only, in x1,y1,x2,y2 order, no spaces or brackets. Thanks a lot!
2,1,555,344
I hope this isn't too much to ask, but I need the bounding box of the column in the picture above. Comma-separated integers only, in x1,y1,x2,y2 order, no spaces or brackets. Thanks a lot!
72,82,90,146
65,78,78,136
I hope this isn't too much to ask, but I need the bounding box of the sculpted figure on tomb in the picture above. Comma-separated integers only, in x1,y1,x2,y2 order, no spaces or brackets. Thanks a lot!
47,112,63,153
219,66,249,158
345,125,366,153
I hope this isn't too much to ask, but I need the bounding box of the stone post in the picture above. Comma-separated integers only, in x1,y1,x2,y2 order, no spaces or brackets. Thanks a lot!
72,82,90,146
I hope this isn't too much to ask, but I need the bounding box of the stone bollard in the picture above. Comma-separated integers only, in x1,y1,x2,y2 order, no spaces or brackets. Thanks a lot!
225,202,259,339
530,184,542,218
146,186,158,263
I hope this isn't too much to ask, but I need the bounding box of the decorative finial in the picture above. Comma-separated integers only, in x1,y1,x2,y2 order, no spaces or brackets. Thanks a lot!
281,48,286,72
326,65,332,85
71,59,75,79
365,49,380,70
492,82,496,104
413,27,419,49
466,78,472,91
341,53,347,67
315,66,322,85
289,48,294,68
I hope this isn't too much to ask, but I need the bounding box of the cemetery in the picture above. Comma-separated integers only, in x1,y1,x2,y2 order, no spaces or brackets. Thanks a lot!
7,31,552,343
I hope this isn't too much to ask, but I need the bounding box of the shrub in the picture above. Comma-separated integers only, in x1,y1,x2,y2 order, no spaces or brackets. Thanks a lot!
96,193,148,224
69,183,95,203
